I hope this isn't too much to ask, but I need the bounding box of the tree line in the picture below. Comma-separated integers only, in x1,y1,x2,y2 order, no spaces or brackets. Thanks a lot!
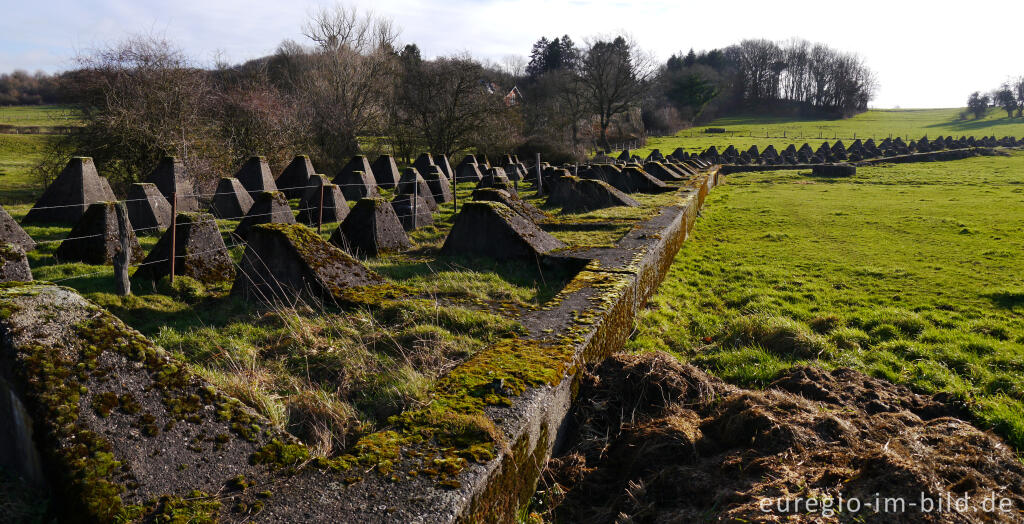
966,78,1024,119
19,4,877,191
517,36,876,159
0,70,61,105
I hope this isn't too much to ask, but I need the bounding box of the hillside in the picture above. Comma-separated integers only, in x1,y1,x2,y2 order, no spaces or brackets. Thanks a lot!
630,108,1024,158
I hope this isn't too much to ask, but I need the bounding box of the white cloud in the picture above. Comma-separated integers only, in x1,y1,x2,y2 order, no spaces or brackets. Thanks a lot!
1,0,1022,108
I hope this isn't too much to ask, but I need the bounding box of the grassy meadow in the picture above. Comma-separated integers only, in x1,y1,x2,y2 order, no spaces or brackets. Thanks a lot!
0,104,81,205
629,107,1024,159
628,152,1024,445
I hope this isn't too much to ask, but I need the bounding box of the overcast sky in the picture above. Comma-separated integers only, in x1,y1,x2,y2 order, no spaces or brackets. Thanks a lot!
1,0,1021,109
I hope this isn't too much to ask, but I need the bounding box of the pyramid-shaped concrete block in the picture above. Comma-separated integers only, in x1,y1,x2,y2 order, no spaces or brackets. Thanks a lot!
412,153,435,176
333,155,379,201
298,182,349,225
455,160,483,182
433,153,454,179
396,168,438,211
133,212,234,284
547,175,639,213
0,204,35,251
617,166,671,193
55,202,143,265
471,188,548,223
232,223,386,303
234,156,277,194
441,201,565,260
233,191,296,239
0,243,32,282
23,157,116,224
476,167,512,191
125,183,172,232
209,177,254,219
422,165,453,204
502,164,522,182
276,155,316,199
643,162,684,181
371,154,402,189
329,198,410,258
390,193,434,231
145,156,197,211
301,174,329,204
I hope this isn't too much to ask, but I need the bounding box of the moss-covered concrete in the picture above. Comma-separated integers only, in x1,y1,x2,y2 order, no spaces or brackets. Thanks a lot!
0,164,721,522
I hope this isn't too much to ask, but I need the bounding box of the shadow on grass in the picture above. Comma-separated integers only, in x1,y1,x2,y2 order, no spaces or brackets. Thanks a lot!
924,115,1024,132
985,289,1024,309
373,253,579,305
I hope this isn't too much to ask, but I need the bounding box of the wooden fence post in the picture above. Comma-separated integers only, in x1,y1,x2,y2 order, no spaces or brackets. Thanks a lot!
169,192,177,284
535,153,543,196
113,202,131,296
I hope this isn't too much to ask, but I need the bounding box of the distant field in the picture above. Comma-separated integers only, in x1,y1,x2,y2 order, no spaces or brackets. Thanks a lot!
0,104,81,128
630,152,1024,445
0,105,81,205
631,108,1024,158
0,134,51,205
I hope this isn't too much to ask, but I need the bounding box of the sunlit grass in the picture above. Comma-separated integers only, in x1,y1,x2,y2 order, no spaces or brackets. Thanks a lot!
629,151,1024,445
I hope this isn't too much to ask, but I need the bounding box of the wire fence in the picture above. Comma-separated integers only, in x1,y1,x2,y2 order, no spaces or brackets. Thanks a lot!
20,172,545,294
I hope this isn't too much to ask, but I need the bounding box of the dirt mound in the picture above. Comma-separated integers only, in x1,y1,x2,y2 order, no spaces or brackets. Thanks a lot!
542,352,1024,523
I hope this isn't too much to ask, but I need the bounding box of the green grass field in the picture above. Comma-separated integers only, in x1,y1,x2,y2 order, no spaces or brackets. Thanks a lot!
0,105,81,205
630,108,1024,159
0,104,81,127
628,152,1024,445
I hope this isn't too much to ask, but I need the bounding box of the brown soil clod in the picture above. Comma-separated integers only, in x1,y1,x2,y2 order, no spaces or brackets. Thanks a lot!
540,352,1024,523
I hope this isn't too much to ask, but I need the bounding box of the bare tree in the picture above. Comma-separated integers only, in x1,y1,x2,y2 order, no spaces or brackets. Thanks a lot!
51,34,218,191
394,54,518,156
288,4,401,171
500,55,527,78
578,35,653,149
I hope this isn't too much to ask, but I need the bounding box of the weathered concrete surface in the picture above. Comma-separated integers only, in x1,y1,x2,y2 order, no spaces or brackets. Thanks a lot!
125,183,172,231
133,212,235,285
235,156,278,194
334,156,380,201
0,243,32,282
276,155,316,199
0,283,281,522
330,198,410,258
146,157,198,212
0,205,35,252
372,155,403,189
23,157,116,224
232,223,385,303
209,177,254,219
440,201,564,260
55,202,144,265
470,188,549,224
233,190,296,239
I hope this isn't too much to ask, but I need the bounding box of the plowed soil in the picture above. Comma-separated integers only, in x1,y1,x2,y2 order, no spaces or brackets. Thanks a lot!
540,352,1024,523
